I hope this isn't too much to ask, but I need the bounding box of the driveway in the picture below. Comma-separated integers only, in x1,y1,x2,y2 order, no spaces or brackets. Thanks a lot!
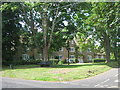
2,68,119,88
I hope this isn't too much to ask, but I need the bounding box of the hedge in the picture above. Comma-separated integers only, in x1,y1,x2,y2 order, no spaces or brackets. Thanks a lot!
93,58,115,63
2,59,42,66
93,58,106,62
49,59,59,65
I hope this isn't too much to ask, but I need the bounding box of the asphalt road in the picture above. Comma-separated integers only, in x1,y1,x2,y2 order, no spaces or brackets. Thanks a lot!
2,68,119,88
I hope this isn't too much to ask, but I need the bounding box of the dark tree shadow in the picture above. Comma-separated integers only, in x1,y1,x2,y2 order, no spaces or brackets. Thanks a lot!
2,61,119,70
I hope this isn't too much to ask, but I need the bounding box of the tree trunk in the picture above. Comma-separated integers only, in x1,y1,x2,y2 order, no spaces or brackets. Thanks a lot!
43,46,48,61
114,51,118,61
48,4,59,50
103,34,110,63
75,46,79,63
105,46,110,63
68,49,70,65
67,40,70,65
42,5,48,61
113,41,118,61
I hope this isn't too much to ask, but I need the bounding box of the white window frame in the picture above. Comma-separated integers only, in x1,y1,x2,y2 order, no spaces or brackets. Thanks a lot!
101,56,104,59
59,55,63,60
70,47,75,52
96,55,99,59
39,54,42,59
88,55,92,61
22,54,29,60
87,48,91,52
51,56,54,59
71,40,74,44
70,55,75,58
59,47,63,51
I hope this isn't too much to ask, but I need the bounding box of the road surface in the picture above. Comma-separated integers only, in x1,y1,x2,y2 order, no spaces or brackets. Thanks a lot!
2,68,119,88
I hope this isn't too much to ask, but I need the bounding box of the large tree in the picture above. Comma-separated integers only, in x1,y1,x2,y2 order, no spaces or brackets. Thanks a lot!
107,2,120,61
87,3,111,62
19,2,85,61
2,2,22,61
86,2,119,63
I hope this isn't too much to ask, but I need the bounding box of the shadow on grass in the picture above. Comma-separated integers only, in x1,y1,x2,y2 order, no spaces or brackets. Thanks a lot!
51,63,106,68
2,63,105,70
2,65,40,71
2,61,118,70
106,61,119,68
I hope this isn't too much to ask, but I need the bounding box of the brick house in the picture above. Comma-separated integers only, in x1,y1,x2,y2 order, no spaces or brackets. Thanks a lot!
14,37,106,63
51,39,105,63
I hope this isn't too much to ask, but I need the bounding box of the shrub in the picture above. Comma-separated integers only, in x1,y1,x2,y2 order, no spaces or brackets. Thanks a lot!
49,59,59,65
107,61,119,68
2,60,12,66
58,60,64,65
93,58,106,63
93,58,116,63
11,59,42,65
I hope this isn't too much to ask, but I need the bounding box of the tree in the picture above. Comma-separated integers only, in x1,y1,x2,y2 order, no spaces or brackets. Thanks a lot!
20,2,83,61
106,2,120,61
2,2,22,61
71,2,93,62
86,2,119,63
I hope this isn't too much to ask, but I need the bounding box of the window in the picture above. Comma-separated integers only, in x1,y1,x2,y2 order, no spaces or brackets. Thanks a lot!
101,56,104,59
87,48,91,52
88,55,92,61
96,55,99,59
70,55,75,58
22,54,30,60
70,47,75,52
27,47,29,51
71,40,74,44
39,54,42,59
59,55,63,60
59,47,63,51
51,56,54,59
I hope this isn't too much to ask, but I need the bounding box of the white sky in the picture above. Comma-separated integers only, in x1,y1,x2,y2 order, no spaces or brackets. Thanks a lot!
63,21,68,26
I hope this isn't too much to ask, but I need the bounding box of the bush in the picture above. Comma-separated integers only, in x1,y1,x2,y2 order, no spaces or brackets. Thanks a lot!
2,60,13,66
49,59,59,65
93,58,116,63
58,60,66,65
93,58,106,63
107,61,119,68
2,59,42,66
58,60,63,65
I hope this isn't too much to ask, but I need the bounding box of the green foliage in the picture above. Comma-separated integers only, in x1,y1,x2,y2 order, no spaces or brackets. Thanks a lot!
93,58,115,63
107,61,119,68
2,2,22,61
2,60,13,66
2,2,119,63
85,2,119,62
2,60,42,66
49,59,59,65
58,60,65,65
93,58,106,63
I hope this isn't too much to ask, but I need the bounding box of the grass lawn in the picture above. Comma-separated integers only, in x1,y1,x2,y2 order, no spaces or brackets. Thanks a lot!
1,61,118,81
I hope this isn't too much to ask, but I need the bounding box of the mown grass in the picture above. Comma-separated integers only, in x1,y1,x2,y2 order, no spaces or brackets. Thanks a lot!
1,61,118,81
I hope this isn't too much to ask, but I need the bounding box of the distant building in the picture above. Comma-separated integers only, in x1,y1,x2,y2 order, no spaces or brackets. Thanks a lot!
14,39,105,63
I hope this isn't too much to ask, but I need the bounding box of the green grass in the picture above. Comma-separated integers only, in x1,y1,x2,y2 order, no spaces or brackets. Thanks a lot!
1,61,118,81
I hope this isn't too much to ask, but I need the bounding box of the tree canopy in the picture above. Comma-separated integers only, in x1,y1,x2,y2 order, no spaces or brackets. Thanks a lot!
2,2,119,63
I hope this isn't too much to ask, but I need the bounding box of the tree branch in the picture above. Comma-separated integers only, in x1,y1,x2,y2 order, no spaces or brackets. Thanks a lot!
48,4,60,49
20,3,30,27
